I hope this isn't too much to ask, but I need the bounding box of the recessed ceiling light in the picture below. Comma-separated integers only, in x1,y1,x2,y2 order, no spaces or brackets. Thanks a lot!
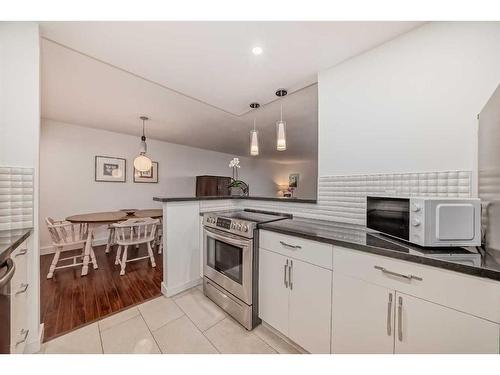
252,46,263,55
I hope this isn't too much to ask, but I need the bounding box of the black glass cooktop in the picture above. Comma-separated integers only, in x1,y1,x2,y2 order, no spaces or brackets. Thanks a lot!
214,210,290,224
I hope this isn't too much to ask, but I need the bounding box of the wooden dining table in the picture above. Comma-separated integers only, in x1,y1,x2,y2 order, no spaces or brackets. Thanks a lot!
66,209,163,276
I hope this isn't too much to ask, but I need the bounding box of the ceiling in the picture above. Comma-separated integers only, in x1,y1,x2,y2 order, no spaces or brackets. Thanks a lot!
40,21,423,162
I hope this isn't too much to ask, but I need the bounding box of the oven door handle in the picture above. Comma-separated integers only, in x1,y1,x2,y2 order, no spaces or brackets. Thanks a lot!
204,227,253,247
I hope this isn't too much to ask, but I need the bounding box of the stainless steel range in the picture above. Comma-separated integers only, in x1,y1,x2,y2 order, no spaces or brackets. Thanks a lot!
202,210,288,330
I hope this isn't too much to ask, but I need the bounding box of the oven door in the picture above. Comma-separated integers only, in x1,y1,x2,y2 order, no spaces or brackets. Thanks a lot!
203,227,253,305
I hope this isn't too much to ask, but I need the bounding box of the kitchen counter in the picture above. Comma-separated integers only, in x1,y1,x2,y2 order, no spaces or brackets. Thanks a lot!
0,228,32,264
153,195,317,203
153,196,317,204
258,218,500,282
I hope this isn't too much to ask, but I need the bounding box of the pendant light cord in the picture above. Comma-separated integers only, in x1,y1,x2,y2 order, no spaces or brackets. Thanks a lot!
280,103,283,122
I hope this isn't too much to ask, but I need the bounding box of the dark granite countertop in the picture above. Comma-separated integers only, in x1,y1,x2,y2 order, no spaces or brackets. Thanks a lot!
258,218,500,282
153,196,317,204
0,228,32,264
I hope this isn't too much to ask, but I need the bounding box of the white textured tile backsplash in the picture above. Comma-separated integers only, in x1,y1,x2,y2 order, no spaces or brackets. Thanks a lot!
0,167,34,230
200,170,472,226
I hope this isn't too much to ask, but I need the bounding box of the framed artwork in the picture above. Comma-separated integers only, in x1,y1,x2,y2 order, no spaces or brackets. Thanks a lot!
95,156,126,182
289,173,299,188
134,161,158,183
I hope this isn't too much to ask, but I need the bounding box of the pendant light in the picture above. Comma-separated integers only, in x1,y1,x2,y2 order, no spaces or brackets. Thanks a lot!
275,89,287,151
133,116,153,172
250,118,259,156
249,102,260,156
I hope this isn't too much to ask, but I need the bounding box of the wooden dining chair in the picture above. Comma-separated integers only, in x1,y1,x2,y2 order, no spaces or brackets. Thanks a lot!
112,218,159,275
45,217,98,279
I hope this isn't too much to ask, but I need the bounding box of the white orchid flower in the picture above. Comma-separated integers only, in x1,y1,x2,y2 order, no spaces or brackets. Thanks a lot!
228,157,241,168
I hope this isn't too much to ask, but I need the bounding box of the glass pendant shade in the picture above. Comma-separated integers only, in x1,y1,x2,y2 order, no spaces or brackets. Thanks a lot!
250,130,259,156
276,120,287,151
134,154,152,172
134,116,152,172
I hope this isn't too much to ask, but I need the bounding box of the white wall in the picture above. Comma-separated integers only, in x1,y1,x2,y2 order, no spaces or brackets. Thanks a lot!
243,158,317,199
40,120,317,247
319,22,500,193
0,22,41,353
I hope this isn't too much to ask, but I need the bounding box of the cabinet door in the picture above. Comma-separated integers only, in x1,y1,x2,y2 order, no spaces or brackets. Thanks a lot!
395,293,500,354
258,249,290,336
332,273,395,353
10,242,29,353
289,259,332,353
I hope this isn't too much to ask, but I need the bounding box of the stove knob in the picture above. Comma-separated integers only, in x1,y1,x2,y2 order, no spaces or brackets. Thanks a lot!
231,223,236,229
242,225,249,232
412,219,421,227
237,224,243,231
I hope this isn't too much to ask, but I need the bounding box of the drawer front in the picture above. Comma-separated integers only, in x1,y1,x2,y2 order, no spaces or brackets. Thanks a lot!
10,241,30,353
10,283,29,353
11,244,28,292
260,230,333,269
333,246,500,323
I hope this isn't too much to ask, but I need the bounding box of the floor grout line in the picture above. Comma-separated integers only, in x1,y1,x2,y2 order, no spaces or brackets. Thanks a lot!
97,308,141,333
97,323,105,354
171,288,222,353
137,307,163,354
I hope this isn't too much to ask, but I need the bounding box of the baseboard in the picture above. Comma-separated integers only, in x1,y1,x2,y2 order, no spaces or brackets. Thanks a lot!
40,237,109,255
24,323,44,354
261,321,308,354
162,278,202,298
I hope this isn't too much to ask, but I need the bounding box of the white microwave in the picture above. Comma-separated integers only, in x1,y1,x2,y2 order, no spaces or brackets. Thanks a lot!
366,196,481,247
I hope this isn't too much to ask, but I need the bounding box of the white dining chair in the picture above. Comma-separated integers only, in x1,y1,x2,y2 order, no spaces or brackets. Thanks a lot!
112,218,159,275
45,217,97,279
154,218,163,254
105,225,116,254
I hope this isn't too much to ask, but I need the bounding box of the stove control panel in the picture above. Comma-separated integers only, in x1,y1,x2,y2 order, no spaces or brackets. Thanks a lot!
203,214,254,238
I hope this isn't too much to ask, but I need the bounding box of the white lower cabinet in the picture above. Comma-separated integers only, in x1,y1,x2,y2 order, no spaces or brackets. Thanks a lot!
260,234,500,354
332,264,500,354
258,249,289,335
332,273,395,354
288,259,332,354
395,293,499,354
10,239,30,354
258,246,332,353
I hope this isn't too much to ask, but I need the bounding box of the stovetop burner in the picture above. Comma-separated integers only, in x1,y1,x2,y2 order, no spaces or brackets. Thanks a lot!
202,209,289,238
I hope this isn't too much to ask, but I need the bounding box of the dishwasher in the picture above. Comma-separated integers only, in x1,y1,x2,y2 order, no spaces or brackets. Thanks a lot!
0,258,15,354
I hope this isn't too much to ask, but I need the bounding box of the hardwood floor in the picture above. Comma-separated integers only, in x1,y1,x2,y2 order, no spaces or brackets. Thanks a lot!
40,243,163,342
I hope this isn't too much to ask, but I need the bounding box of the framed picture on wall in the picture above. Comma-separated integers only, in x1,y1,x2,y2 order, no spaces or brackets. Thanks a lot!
95,156,126,182
134,161,158,183
289,173,299,188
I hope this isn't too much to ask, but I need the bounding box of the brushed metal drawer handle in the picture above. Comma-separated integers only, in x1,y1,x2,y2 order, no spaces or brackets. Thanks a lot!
284,260,289,288
15,249,28,257
398,296,403,342
16,328,29,346
374,266,423,281
280,241,302,250
387,293,393,336
16,283,29,295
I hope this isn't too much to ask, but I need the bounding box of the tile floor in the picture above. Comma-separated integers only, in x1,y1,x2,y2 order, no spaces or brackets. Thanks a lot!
40,285,301,354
